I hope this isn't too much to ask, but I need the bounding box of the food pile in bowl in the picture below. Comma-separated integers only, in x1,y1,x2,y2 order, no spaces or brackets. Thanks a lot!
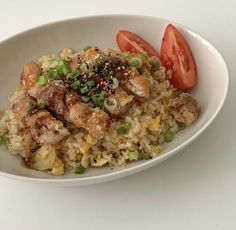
0,24,200,176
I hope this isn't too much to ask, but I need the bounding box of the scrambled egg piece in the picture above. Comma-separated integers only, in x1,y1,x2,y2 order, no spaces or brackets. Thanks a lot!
91,155,108,167
81,153,90,168
148,115,161,132
80,142,92,154
80,134,98,154
86,134,97,145
51,157,64,176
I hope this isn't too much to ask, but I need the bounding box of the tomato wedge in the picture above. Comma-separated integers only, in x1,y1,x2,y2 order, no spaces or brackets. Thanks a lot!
160,24,197,90
116,30,159,57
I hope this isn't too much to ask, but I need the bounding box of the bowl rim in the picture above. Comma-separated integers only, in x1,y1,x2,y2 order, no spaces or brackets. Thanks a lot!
0,14,229,184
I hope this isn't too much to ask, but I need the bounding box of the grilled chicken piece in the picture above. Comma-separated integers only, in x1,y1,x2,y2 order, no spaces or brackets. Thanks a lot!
21,61,41,90
86,108,110,139
12,90,69,144
168,93,200,125
105,88,133,116
80,47,105,70
65,91,91,128
20,61,68,118
26,110,69,144
29,82,68,118
65,92,109,139
124,75,150,101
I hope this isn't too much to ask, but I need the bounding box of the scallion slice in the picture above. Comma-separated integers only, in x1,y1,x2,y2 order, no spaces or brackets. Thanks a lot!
37,75,47,86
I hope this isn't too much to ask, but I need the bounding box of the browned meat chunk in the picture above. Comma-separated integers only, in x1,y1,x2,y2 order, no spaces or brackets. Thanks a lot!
20,61,41,90
105,88,133,116
12,90,69,144
124,75,150,101
86,109,110,139
65,92,91,128
29,82,68,118
65,92,109,139
26,110,69,144
20,61,68,118
80,47,105,70
168,93,200,125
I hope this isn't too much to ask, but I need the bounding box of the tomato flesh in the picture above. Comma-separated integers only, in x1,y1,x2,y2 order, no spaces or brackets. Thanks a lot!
161,24,197,90
116,30,159,57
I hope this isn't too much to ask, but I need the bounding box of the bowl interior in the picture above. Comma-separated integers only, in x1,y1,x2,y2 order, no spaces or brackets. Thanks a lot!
0,15,228,182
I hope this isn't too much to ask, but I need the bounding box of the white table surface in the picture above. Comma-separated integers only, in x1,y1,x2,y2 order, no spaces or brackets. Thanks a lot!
0,0,235,229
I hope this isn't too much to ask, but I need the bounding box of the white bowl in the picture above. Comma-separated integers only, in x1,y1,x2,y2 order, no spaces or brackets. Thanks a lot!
0,15,229,185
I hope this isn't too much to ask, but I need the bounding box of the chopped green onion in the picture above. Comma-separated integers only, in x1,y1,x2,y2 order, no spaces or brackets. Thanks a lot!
27,101,37,114
88,71,95,78
139,51,148,59
80,85,89,94
176,90,183,97
106,72,112,80
178,122,187,130
66,73,75,81
121,52,130,59
83,46,91,52
86,80,96,88
117,121,132,135
72,69,80,77
91,93,105,107
142,70,151,78
128,151,139,161
71,79,81,90
57,60,70,75
142,152,151,160
128,57,143,68
138,151,151,160
163,131,173,142
48,68,61,80
149,57,160,71
104,98,118,111
111,77,119,89
82,96,90,102
37,75,47,86
75,165,86,174
37,99,48,109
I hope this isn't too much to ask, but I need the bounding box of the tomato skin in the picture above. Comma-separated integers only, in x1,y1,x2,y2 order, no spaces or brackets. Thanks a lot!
161,24,197,90
116,30,159,57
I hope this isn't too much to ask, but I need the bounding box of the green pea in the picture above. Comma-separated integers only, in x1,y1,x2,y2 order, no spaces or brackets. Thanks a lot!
178,122,187,130
128,57,143,68
163,131,173,142
128,151,139,161
75,165,86,174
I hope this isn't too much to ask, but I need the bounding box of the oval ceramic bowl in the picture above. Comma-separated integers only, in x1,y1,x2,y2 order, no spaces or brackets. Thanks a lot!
0,15,228,185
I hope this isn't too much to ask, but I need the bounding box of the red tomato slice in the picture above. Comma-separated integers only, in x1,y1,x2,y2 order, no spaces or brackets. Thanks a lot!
116,30,159,57
161,24,197,90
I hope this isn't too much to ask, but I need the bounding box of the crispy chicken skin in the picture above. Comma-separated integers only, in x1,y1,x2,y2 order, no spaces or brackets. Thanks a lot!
21,61,68,118
29,82,68,117
106,88,133,116
168,93,200,125
120,67,150,101
12,91,69,144
65,92,109,139
124,76,150,100
21,61,41,90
